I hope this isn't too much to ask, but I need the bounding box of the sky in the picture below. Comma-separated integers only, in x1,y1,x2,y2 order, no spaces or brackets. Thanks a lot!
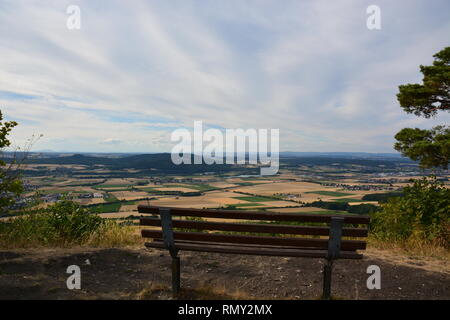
0,0,449,153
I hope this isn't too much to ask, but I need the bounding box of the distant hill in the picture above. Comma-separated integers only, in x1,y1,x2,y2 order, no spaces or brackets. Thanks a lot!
279,152,409,160
24,153,245,174
18,152,417,174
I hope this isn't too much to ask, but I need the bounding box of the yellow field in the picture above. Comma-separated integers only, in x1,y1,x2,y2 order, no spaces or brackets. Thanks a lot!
110,191,149,200
153,187,197,192
74,198,105,205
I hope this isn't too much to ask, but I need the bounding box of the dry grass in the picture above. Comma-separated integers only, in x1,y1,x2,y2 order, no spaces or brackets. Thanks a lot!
136,281,258,300
0,219,142,249
368,236,450,261
85,221,143,247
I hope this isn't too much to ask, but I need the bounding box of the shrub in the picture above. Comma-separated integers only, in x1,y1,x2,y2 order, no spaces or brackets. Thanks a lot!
370,177,450,247
362,191,404,203
305,200,350,211
0,200,104,247
347,203,381,215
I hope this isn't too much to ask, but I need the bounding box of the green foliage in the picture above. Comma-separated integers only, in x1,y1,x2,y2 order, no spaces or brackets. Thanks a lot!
395,47,450,169
305,200,380,215
394,125,450,169
397,47,450,118
0,110,23,211
232,196,277,202
0,200,104,246
88,202,122,213
330,198,369,203
230,203,264,207
362,191,404,202
0,111,18,150
305,200,350,211
370,177,450,247
347,203,380,214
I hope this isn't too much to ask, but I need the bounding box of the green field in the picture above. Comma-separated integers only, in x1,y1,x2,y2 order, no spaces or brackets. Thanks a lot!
229,203,265,207
149,184,196,189
89,202,121,213
104,193,118,202
184,184,218,192
305,190,354,197
95,184,133,188
233,196,278,202
136,187,160,192
331,198,368,203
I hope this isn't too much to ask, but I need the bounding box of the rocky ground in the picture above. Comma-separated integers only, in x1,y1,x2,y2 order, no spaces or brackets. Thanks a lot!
0,246,449,300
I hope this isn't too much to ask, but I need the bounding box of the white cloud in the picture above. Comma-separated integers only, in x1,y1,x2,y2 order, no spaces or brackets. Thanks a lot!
1,0,449,153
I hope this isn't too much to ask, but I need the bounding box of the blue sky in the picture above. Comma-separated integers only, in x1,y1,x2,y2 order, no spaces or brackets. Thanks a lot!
0,0,449,153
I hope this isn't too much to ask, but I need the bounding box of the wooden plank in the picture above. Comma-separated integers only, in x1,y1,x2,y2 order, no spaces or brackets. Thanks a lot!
140,217,369,237
138,205,370,224
141,230,366,251
151,239,358,252
145,241,363,259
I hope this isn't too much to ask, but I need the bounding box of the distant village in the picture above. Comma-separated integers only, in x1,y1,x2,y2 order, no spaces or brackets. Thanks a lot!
320,183,396,191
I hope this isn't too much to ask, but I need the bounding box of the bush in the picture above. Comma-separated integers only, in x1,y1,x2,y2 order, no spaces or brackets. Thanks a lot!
305,200,350,211
370,177,450,247
347,203,381,215
362,191,404,203
0,200,104,247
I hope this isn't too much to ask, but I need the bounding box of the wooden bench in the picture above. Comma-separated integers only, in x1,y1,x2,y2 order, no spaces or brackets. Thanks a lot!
138,205,370,299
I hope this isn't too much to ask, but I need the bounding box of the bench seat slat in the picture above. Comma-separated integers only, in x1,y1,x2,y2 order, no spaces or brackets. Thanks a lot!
138,205,370,224
151,239,359,251
140,217,368,237
141,229,367,251
145,241,363,259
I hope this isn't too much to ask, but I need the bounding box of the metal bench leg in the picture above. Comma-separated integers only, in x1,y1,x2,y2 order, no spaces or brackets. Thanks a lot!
172,256,180,298
322,259,333,300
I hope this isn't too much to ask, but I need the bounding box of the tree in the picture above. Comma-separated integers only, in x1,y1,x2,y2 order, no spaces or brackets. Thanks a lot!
0,110,23,212
394,47,450,169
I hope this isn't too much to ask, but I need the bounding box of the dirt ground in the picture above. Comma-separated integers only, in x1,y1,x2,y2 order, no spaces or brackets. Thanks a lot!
0,247,448,300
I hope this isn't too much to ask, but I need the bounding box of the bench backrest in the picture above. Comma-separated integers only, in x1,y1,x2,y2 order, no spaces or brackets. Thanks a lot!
138,205,370,259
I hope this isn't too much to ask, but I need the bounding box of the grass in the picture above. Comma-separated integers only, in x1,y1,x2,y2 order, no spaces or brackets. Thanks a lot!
86,221,142,247
95,184,134,188
367,236,450,261
104,193,118,202
184,184,218,192
136,282,256,300
229,203,265,207
234,182,258,186
305,191,354,197
157,184,198,190
95,188,131,192
138,184,218,192
330,198,368,203
233,196,278,202
89,202,121,213
0,201,141,249
136,187,160,192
